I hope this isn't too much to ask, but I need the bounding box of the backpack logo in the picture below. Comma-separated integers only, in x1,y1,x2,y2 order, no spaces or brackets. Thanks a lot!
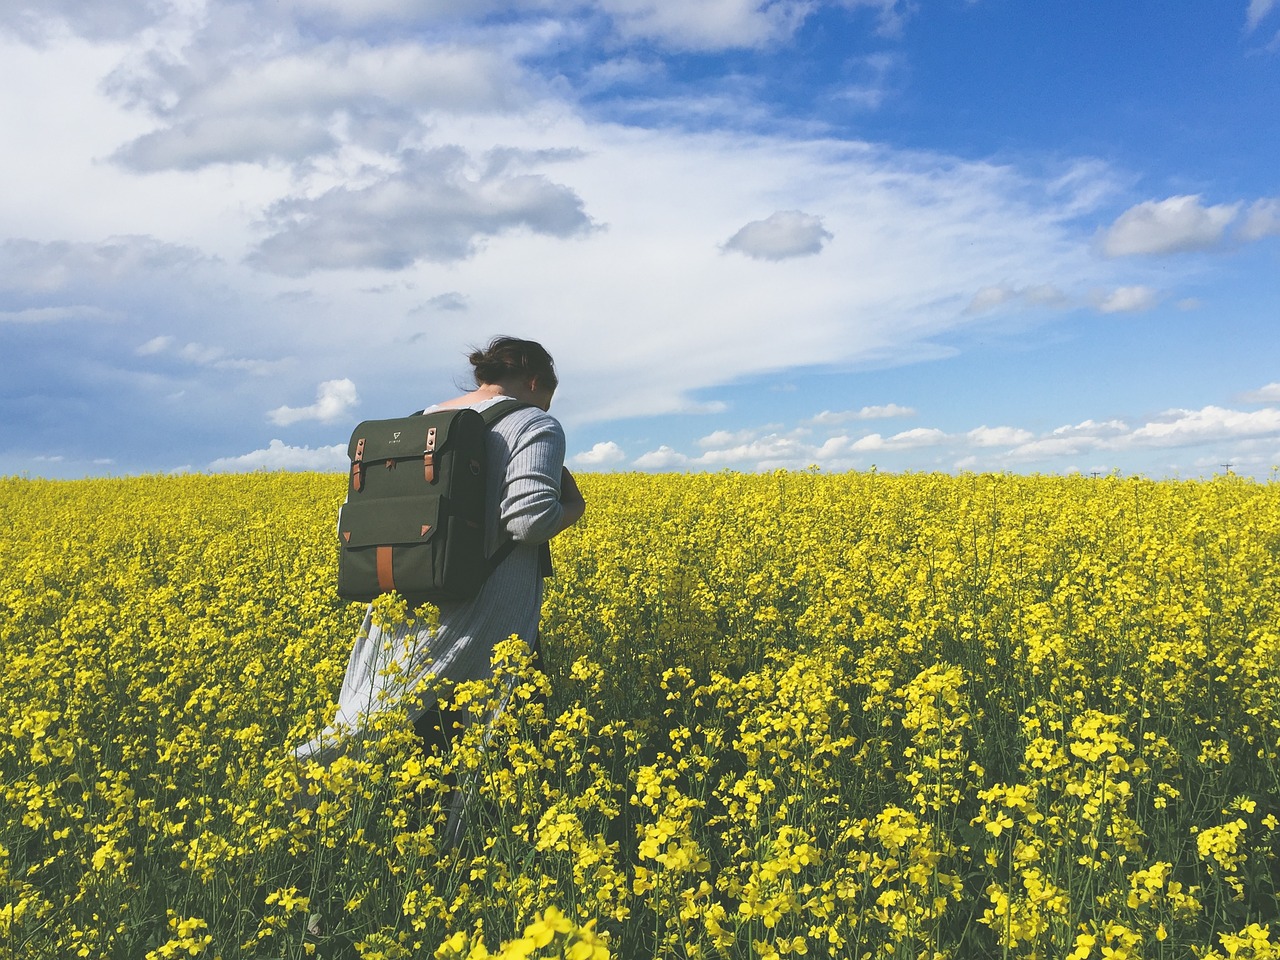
391,431,401,442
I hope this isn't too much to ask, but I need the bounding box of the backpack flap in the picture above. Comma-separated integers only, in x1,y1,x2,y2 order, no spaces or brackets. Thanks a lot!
336,494,454,601
337,494,442,548
348,409,480,461
347,409,483,492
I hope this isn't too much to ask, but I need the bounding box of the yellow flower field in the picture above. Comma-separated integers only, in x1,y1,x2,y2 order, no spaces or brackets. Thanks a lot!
2,471,1279,959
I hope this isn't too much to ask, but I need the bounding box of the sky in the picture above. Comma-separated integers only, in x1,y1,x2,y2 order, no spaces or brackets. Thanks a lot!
2,0,1278,480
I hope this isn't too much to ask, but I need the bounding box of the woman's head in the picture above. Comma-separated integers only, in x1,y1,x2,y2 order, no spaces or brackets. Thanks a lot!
469,336,558,407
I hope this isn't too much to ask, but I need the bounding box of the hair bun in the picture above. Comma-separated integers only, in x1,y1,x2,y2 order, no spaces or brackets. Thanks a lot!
469,336,558,390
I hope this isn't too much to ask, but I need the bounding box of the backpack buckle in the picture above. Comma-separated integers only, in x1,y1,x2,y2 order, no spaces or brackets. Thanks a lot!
351,437,366,492
423,427,437,483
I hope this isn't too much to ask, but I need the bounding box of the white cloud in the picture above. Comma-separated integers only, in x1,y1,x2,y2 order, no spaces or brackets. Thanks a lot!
633,445,689,469
113,42,525,171
421,292,469,312
600,0,814,50
570,440,627,467
833,52,901,110
136,334,174,355
1240,382,1280,403
965,285,1015,313
1006,284,1064,308
1100,195,1239,256
993,407,1280,463
695,433,813,466
1003,419,1129,460
179,342,227,366
808,404,915,424
850,427,948,452
249,147,596,275
273,0,518,26
699,427,772,449
1096,285,1158,313
208,439,347,473
268,378,359,425
0,0,170,42
967,425,1035,447
723,210,833,261
134,337,289,376
118,117,338,174
0,237,208,294
1239,198,1280,243
1247,0,1278,29
965,283,1067,314
616,396,1280,474
0,305,115,323
1127,406,1280,447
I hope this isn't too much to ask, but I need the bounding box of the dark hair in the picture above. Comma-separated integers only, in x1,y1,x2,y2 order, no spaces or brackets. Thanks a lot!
469,336,558,391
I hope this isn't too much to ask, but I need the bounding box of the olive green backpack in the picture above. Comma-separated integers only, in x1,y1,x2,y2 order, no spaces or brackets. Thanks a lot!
336,399,528,603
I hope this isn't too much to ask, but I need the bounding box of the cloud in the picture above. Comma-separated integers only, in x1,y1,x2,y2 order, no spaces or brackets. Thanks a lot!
692,432,819,467
249,147,596,275
1096,285,1158,313
0,305,116,323
1126,406,1280,447
599,0,814,50
698,428,770,449
964,283,1067,315
833,52,902,110
569,440,627,467
268,378,359,425
208,439,347,473
117,118,339,174
967,426,1035,447
964,285,1014,313
112,42,524,171
605,388,1280,474
850,427,948,452
1240,382,1280,403
1239,198,1280,243
723,210,833,261
1005,419,1130,460
0,0,169,42
1100,195,1239,256
807,404,915,424
995,407,1280,463
136,335,174,355
634,445,688,469
1247,0,1278,29
273,0,512,26
135,337,289,376
422,292,469,312
0,237,208,294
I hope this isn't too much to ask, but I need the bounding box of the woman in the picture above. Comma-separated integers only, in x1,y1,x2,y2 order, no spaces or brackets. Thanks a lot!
295,336,585,769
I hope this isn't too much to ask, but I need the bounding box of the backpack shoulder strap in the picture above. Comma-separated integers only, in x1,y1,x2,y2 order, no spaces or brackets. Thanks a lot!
478,398,531,427
408,399,530,421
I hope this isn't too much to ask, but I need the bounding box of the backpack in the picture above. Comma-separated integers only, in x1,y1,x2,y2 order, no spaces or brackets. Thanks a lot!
336,399,529,604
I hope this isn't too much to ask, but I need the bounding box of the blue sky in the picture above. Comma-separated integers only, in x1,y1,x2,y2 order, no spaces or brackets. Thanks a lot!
2,0,1278,478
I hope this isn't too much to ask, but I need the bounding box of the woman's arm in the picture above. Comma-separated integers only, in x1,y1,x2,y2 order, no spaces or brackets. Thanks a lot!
499,415,571,544
552,467,586,536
